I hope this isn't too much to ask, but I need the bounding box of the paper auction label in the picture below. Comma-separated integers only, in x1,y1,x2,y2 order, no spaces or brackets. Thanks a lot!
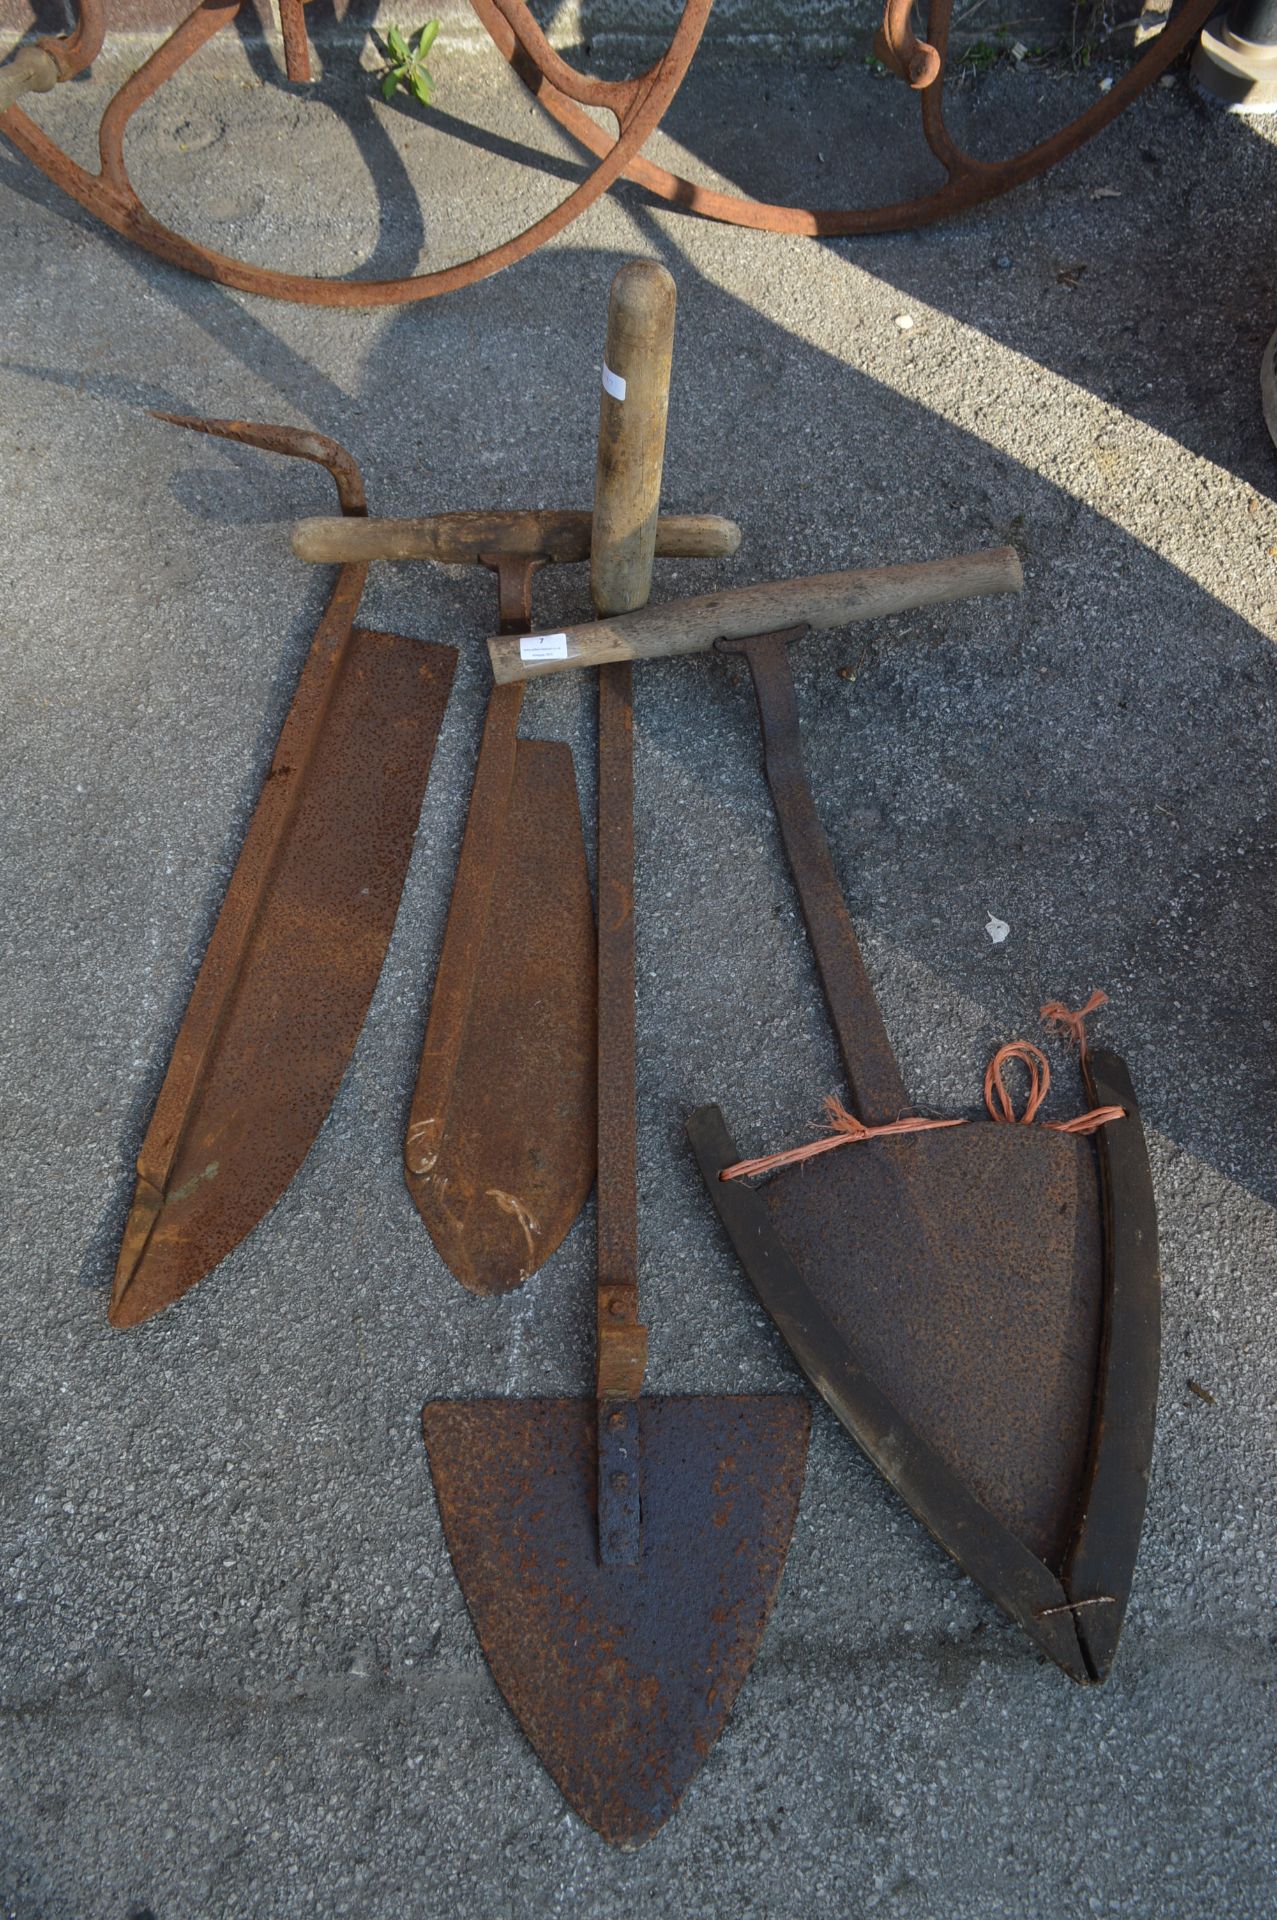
520,633,569,662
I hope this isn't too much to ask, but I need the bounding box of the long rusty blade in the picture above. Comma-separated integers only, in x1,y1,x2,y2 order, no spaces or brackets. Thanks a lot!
111,609,456,1327
688,630,1158,1681
405,559,595,1294
405,711,595,1292
110,415,457,1327
422,1394,809,1847
109,412,458,1328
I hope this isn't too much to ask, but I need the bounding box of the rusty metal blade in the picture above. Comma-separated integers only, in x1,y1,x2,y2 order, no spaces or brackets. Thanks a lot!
109,604,457,1328
688,1106,1099,1681
685,625,1159,1680
404,548,596,1295
766,1124,1104,1571
405,701,596,1293
422,1394,809,1846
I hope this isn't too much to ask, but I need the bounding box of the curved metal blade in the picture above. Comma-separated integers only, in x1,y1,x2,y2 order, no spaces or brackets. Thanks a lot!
1062,1049,1161,1682
688,1097,1159,1684
406,707,596,1295
109,611,457,1328
423,1394,809,1846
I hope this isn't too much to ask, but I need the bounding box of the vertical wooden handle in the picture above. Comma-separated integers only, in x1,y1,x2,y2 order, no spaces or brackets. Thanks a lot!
592,263,676,1530
591,260,678,617
593,261,678,1423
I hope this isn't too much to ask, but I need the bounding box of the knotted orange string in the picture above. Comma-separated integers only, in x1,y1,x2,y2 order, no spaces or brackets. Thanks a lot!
983,1039,1123,1137
983,1041,1051,1123
719,993,1125,1183
719,1100,966,1182
1040,988,1108,1061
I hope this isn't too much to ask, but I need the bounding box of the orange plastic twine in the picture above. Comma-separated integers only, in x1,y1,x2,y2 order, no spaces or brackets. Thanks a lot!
1040,988,1109,1061
719,992,1125,1183
719,1102,967,1182
982,1040,1124,1137
983,1040,1051,1123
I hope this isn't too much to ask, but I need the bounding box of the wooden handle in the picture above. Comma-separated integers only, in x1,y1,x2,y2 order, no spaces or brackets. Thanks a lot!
591,260,677,616
290,509,739,567
0,46,59,113
591,262,678,1426
490,548,1024,683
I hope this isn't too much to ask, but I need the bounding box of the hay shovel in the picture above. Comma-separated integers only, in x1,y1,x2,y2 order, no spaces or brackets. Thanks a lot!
423,263,810,1847
686,626,1159,1685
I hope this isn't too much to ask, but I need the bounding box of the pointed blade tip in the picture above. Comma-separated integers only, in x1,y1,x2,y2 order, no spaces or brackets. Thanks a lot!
149,409,204,432
106,1260,177,1331
106,1277,153,1331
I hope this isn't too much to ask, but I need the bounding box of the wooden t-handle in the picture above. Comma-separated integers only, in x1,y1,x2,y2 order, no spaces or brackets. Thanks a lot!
290,509,739,567
490,548,1024,683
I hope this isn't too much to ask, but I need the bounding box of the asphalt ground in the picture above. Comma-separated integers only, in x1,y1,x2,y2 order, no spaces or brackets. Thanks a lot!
1,35,1276,1920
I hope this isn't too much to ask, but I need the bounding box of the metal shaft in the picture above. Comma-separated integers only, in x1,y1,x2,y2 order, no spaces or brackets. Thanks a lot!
738,629,909,1127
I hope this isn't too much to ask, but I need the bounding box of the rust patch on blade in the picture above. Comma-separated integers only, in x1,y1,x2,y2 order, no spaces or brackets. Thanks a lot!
423,1395,809,1847
407,738,596,1294
110,624,457,1327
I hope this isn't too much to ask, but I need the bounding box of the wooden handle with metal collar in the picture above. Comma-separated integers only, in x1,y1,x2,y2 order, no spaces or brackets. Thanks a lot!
290,508,740,567
489,547,1024,682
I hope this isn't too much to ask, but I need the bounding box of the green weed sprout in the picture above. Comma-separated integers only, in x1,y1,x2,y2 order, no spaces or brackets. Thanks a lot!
381,22,439,107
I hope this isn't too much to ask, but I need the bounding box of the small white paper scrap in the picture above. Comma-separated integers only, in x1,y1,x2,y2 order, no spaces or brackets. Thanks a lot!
520,633,569,663
602,362,627,402
985,913,1010,946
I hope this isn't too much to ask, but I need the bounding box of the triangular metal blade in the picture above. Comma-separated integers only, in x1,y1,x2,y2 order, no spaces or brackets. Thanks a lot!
405,734,595,1293
423,1394,809,1846
687,1103,1130,1683
109,617,457,1327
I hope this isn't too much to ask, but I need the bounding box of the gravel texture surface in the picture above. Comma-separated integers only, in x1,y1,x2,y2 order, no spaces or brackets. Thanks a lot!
1,40,1275,1920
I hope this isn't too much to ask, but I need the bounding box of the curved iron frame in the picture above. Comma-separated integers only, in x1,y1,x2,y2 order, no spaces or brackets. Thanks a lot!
0,0,1218,302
